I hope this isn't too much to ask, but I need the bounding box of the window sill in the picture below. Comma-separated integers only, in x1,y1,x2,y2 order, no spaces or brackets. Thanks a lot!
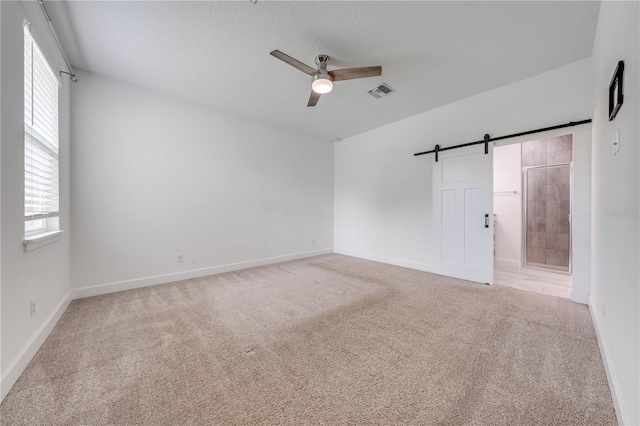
23,230,64,252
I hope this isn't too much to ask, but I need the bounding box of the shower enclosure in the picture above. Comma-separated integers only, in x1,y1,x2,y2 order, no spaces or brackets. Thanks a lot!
523,135,572,272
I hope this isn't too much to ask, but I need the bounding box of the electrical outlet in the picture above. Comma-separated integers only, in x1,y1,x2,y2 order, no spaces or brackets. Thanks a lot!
177,254,184,263
30,299,36,317
311,239,316,246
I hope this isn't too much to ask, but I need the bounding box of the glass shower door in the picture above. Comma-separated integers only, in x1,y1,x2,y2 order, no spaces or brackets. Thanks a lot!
525,164,571,271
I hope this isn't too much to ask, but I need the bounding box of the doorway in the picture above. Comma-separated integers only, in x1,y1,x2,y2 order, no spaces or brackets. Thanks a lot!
493,134,573,297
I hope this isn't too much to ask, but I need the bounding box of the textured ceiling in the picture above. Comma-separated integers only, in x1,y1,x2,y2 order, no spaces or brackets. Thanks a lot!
46,1,600,141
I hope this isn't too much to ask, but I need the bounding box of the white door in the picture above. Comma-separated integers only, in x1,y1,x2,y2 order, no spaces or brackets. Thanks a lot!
432,144,493,284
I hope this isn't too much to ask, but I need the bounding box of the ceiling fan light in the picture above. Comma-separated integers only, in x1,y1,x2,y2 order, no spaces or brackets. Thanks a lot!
312,74,333,94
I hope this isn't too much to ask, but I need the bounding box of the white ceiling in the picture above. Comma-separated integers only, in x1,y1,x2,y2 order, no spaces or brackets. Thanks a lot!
47,1,600,141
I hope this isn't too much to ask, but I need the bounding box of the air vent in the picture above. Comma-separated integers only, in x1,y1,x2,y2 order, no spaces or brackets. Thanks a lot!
368,83,395,99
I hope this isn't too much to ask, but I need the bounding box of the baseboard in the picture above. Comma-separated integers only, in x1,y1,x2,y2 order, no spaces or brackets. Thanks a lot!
1,291,72,402
589,296,628,425
334,248,432,272
494,258,521,269
72,249,333,299
570,289,589,305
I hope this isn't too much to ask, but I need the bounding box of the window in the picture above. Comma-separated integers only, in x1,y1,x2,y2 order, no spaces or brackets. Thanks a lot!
24,24,60,235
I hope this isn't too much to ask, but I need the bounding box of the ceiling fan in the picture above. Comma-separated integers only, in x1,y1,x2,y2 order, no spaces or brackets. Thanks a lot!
270,50,382,107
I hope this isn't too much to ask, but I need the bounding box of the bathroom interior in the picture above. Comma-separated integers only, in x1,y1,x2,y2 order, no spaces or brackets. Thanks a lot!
493,134,573,297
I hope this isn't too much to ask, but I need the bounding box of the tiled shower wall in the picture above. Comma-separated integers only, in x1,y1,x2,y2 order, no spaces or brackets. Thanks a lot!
524,135,572,271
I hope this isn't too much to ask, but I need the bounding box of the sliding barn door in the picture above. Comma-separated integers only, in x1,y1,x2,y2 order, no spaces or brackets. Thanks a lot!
432,144,493,284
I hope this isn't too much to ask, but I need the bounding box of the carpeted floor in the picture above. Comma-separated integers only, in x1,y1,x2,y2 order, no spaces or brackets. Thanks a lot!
1,254,616,425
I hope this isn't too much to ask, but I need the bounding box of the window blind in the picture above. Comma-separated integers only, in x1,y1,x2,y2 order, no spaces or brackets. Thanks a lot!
24,26,59,223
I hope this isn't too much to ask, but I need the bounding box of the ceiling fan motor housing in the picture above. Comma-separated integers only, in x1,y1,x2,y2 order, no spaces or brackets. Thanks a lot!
313,72,333,83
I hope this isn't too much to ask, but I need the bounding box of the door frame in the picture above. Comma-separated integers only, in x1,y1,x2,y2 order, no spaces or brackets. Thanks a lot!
492,125,592,303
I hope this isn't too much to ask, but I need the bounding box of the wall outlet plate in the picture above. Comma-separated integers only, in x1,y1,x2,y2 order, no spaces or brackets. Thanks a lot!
613,128,620,155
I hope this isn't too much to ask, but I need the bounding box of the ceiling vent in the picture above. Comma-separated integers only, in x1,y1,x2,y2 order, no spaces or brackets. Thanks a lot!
368,83,394,99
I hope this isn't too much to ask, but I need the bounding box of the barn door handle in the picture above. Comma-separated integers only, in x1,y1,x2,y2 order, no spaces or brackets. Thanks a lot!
484,214,489,228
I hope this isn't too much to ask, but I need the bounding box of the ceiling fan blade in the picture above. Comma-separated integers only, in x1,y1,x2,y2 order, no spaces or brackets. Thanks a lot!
307,91,321,107
329,66,382,82
270,50,317,76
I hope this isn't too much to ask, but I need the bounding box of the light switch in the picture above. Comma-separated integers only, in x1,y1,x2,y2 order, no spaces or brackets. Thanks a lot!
613,128,620,155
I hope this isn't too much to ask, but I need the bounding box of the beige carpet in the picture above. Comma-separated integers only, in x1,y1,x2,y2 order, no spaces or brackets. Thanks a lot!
1,254,616,425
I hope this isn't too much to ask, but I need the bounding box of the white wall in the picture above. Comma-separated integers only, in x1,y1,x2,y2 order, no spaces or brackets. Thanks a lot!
71,71,333,295
590,2,639,424
1,1,72,399
570,129,592,304
493,144,522,269
335,58,593,274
